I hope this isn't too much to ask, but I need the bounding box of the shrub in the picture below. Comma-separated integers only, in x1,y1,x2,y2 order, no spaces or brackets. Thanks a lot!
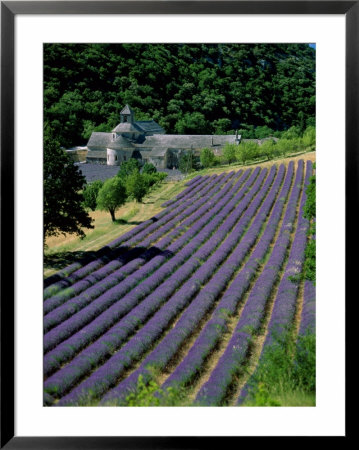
303,163,316,283
293,333,316,392
250,383,281,406
244,330,316,406
124,375,187,407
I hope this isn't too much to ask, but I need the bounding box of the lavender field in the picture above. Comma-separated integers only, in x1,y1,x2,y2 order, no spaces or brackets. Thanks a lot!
43,160,315,406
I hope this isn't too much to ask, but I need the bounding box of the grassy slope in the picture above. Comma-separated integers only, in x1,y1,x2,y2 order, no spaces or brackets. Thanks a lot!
44,151,315,278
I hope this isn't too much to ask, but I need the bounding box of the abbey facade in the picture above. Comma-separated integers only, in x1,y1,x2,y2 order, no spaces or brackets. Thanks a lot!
86,105,240,169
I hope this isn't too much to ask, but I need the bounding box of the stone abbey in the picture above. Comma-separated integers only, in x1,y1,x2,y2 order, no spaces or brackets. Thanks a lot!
86,105,240,169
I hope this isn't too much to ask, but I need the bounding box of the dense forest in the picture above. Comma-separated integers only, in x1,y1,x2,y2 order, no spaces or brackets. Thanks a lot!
44,43,315,148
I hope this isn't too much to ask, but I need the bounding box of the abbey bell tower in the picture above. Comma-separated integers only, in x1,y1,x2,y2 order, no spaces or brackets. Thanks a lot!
120,104,135,124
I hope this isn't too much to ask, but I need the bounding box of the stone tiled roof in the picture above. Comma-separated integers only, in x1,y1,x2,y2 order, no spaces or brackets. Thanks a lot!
141,148,168,158
88,130,237,153
87,132,112,149
108,135,134,150
112,122,143,133
135,120,166,135
135,134,237,148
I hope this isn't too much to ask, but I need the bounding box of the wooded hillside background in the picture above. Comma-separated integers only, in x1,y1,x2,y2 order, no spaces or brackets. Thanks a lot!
44,43,315,147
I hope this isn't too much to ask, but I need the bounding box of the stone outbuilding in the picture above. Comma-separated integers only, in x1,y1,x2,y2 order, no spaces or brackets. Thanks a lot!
86,105,240,168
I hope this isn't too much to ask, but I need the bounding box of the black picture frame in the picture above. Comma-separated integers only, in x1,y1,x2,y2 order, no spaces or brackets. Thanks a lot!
1,1,352,447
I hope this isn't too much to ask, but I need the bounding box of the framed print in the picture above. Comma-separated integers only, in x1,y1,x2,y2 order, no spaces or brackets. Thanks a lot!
1,1,353,447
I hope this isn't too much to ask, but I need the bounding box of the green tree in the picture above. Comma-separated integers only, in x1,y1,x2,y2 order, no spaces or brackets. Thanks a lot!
259,139,276,160
116,158,141,180
255,125,274,139
175,112,208,135
200,147,215,168
82,180,103,211
298,111,306,135
96,177,127,221
238,126,256,139
44,129,93,241
178,149,198,174
236,141,259,165
142,171,167,190
126,170,148,202
142,162,157,174
302,126,316,151
222,143,237,164
281,126,301,140
275,138,292,156
212,118,232,134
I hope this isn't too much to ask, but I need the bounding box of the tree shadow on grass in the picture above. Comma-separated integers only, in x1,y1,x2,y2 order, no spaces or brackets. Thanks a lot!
114,219,144,226
44,245,174,288
44,250,98,273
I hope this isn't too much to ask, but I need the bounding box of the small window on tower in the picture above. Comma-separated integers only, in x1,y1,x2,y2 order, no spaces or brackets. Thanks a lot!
115,155,117,161
123,116,127,122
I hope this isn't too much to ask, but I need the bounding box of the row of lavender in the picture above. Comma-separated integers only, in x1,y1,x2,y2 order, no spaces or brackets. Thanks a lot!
100,163,288,405
44,161,313,407
49,164,277,405
194,160,305,405
43,171,237,323
43,167,262,393
43,169,253,359
44,173,212,298
159,161,295,397
44,172,213,293
161,175,209,207
101,160,296,405
236,160,314,405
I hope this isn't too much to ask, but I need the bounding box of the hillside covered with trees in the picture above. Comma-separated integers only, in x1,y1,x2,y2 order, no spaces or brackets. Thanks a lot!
44,43,315,147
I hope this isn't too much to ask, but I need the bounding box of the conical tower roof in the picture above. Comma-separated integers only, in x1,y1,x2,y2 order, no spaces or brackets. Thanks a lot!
120,104,134,115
